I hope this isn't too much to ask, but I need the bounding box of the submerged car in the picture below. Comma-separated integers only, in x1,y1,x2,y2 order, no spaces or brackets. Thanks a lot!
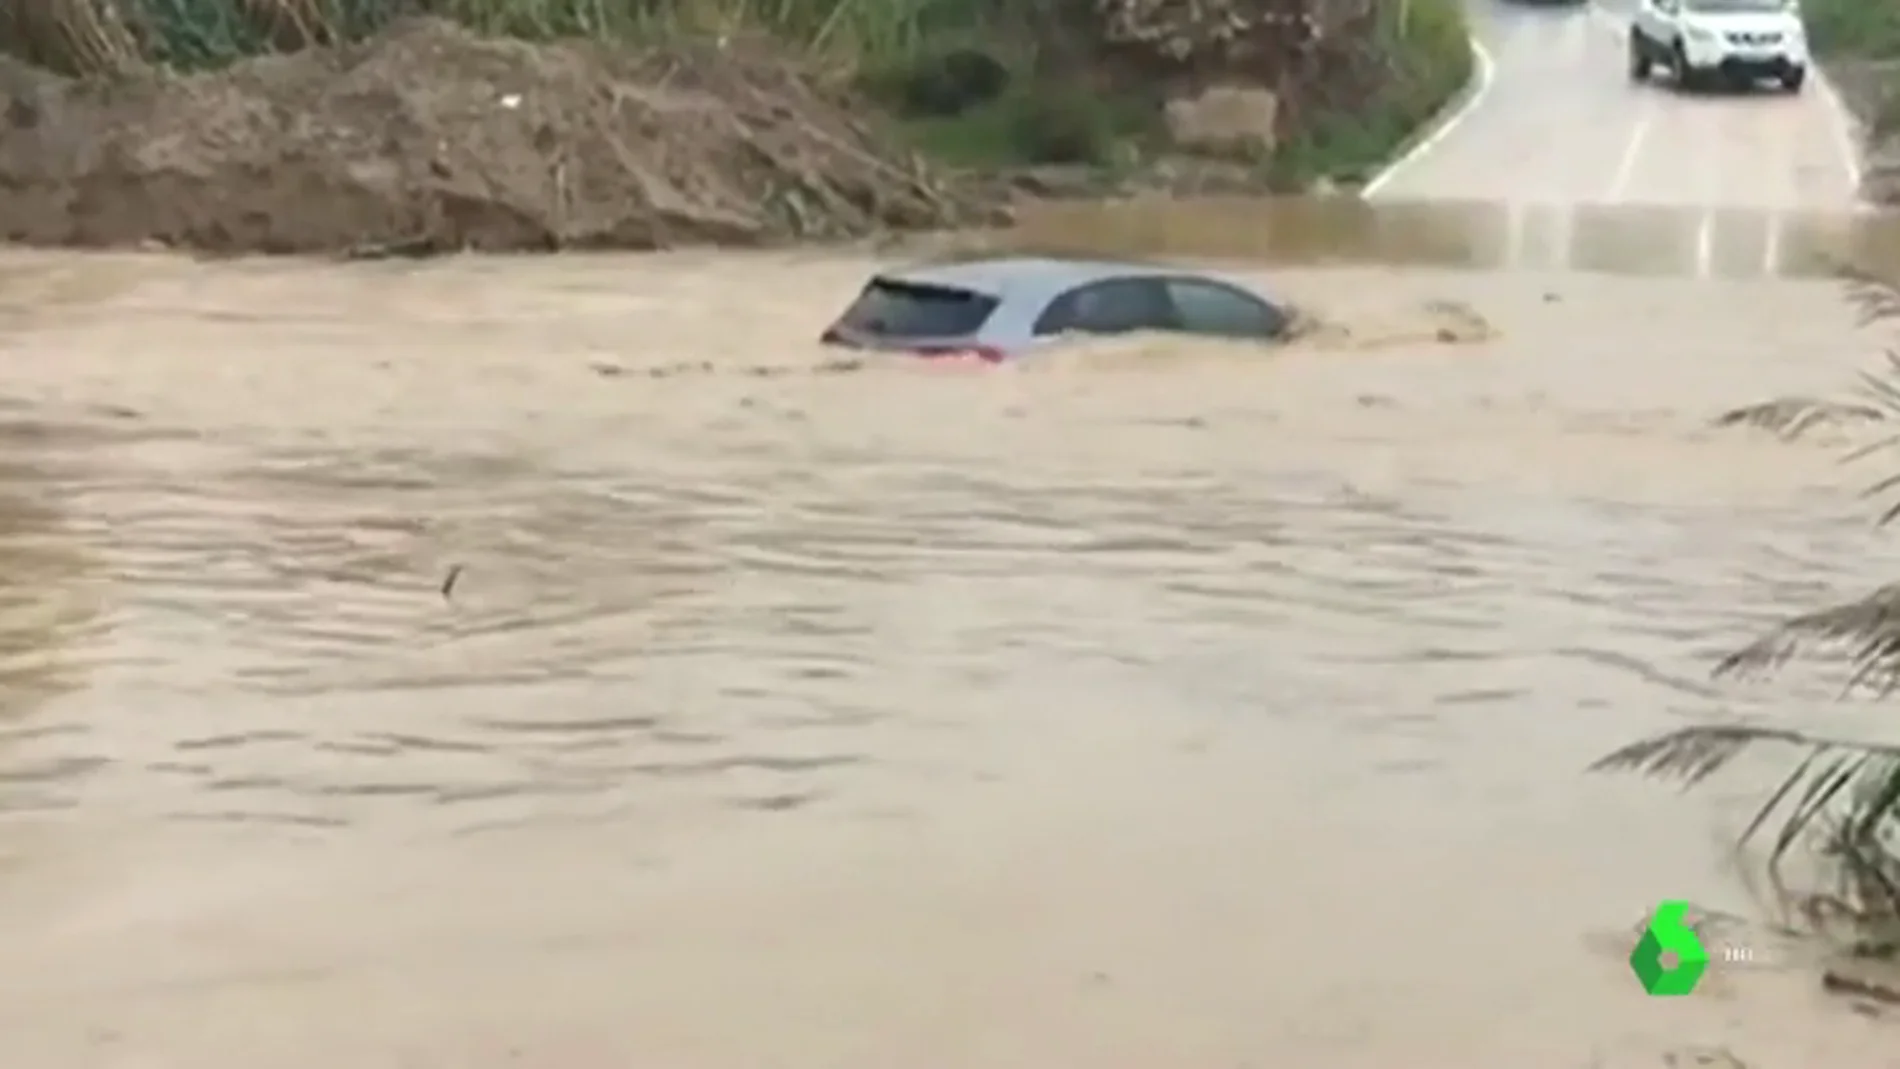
1628,0,1808,93
819,256,1293,362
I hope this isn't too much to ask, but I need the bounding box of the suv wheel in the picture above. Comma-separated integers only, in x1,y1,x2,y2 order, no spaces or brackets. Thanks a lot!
1628,31,1650,81
1781,66,1806,93
1671,41,1698,92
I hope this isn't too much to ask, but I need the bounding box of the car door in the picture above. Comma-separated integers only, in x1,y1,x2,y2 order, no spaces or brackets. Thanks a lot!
1161,277,1288,341
1033,277,1181,337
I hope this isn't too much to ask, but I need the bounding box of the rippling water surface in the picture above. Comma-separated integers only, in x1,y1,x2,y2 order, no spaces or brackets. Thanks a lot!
0,202,1896,1066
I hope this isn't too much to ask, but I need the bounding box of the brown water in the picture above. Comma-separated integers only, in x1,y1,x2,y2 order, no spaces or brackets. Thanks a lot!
1011,195,1900,279
5,0,1900,1062
0,209,1894,1067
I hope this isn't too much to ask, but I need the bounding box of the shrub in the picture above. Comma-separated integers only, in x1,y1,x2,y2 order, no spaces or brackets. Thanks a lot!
0,0,1011,75
1271,0,1474,187
855,42,1010,118
1801,0,1900,60
897,81,1142,168
1788,0,1900,141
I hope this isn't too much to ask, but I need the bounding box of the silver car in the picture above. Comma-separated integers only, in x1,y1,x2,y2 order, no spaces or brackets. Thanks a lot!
820,256,1292,362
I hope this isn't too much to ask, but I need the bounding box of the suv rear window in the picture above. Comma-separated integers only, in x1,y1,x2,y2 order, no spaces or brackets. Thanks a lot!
836,278,999,339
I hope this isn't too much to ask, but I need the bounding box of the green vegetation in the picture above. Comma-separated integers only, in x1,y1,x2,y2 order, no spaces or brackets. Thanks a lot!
1593,268,1900,957
1801,0,1900,61
4,0,1476,191
859,37,1154,171
5,0,1006,74
883,0,1478,184
888,78,1152,170
1269,0,1476,188
1798,0,1900,140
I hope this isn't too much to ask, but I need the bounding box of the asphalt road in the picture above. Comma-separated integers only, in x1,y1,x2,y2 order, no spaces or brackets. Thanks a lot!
1364,0,1863,209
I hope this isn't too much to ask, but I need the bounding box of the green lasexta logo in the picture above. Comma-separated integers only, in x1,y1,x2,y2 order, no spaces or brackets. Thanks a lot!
1629,899,1710,996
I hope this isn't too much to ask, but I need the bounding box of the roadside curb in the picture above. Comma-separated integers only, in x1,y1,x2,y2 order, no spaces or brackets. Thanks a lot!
1807,58,1872,204
1359,26,1497,198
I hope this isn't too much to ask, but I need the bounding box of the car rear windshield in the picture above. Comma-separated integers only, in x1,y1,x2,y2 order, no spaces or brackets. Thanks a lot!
836,278,1000,339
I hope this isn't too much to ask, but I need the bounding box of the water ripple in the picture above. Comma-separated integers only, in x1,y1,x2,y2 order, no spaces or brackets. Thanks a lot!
0,390,1887,837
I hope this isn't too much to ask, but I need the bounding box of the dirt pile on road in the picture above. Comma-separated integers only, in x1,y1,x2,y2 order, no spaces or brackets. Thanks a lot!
0,17,998,255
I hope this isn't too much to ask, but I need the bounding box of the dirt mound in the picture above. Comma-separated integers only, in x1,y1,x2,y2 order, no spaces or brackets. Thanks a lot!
0,17,999,255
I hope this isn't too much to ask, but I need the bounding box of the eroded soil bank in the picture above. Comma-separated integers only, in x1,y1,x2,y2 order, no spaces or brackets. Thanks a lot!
0,19,998,255
0,0,1471,255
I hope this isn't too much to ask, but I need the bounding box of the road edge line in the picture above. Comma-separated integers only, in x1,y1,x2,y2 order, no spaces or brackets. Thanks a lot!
1813,72,1867,204
1359,31,1497,199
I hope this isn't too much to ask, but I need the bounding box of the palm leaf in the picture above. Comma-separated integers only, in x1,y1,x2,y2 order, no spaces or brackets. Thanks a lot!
1709,396,1885,438
1595,263,1900,938
1706,266,1900,440
1707,301,1900,692
1715,581,1900,695
1709,347,1900,441
1841,262,1900,327
1589,725,1900,919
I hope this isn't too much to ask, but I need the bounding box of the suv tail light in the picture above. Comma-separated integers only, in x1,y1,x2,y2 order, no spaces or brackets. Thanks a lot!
912,345,1005,364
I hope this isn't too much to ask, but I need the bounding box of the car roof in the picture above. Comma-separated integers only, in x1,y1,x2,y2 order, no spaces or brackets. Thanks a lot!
876,256,1182,303
859,255,1277,350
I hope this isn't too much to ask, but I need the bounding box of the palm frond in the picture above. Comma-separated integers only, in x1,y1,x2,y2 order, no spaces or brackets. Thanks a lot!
1589,725,1900,920
1712,264,1900,690
1715,581,1900,695
1854,350,1900,422
1707,351,1900,441
1709,396,1885,438
1841,262,1900,328
1708,263,1900,441
1599,264,1900,940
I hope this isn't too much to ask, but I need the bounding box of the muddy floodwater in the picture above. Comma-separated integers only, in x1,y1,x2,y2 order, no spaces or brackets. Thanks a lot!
0,217,1894,1068
5,3,1900,1067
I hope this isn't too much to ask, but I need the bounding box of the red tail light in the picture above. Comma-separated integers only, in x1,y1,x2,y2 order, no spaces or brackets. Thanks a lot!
911,345,1005,364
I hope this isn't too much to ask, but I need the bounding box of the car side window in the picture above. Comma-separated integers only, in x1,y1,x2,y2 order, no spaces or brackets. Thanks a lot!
1034,278,1180,336
1163,278,1286,339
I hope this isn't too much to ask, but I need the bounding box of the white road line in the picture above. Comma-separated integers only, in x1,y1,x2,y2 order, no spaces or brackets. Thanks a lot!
1595,0,1651,205
1694,210,1715,278
1695,102,1719,277
1592,0,1864,207
1361,35,1498,198
1606,106,1653,202
1762,90,1797,276
1814,74,1867,202
1564,13,1589,64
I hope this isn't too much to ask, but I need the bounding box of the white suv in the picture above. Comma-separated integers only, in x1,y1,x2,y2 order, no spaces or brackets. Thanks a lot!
1628,0,1808,93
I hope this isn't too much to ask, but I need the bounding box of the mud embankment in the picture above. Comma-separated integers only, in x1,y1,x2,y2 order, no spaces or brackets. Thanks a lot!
0,18,1001,256
0,0,1471,255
